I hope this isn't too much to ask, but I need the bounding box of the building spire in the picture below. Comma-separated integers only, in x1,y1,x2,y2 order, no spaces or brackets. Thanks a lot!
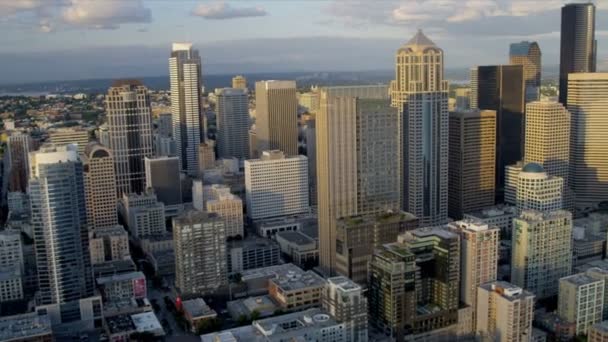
405,29,436,47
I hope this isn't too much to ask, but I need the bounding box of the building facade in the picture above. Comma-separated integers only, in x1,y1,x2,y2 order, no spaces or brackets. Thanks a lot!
204,184,244,238
83,143,119,229
254,80,298,156
216,88,250,159
558,273,604,336
322,276,368,342
509,41,541,103
516,163,564,213
106,80,155,197
144,156,182,214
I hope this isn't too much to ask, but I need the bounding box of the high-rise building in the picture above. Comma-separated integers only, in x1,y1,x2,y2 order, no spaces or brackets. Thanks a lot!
455,88,471,110
302,115,316,205
558,273,604,336
448,219,499,331
298,91,321,113
6,132,33,193
88,225,130,265
144,156,182,215
254,80,298,156
470,68,479,109
448,110,496,219
476,281,534,342
83,143,118,230
322,276,369,342
567,73,608,208
0,230,23,270
369,227,460,340
173,209,227,296
516,163,564,212
232,75,247,90
509,41,542,103
118,189,166,238
511,209,573,299
391,30,449,226
215,88,250,159
198,141,216,175
48,127,91,154
525,101,571,184
244,150,309,220
471,65,525,198
157,113,173,137
335,211,417,285
316,85,399,274
203,184,244,238
170,42,204,176
559,3,596,105
106,80,154,197
29,145,94,308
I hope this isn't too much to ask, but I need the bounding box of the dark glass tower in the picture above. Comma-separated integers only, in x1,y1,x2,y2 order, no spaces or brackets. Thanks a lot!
559,3,596,106
472,65,525,201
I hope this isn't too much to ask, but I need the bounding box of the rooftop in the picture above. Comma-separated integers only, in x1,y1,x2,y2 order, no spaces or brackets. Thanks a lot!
131,312,164,336
275,231,315,246
465,205,518,219
561,273,602,287
449,219,498,232
327,276,361,292
405,29,436,47
591,320,608,334
480,281,533,301
0,313,52,341
182,298,217,319
522,162,545,173
241,264,325,292
96,271,145,285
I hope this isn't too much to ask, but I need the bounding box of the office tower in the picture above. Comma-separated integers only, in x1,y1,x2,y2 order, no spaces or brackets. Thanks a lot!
144,156,182,215
0,230,23,269
448,110,496,219
154,134,175,157
509,41,542,103
170,42,204,176
302,115,316,205
48,127,91,154
470,68,478,109
157,113,173,137
369,228,460,339
472,65,525,197
516,163,564,212
244,150,309,220
198,142,216,175
254,80,298,156
525,101,571,183
390,30,449,226
558,273,604,336
215,88,250,159
455,88,471,110
173,209,227,296
322,276,369,342
317,86,399,273
6,132,32,193
88,225,130,264
29,145,94,306
511,209,573,299
118,189,166,238
232,75,247,89
106,80,154,197
335,211,417,285
82,143,118,230
204,184,244,238
448,219,499,330
559,3,596,105
568,73,608,208
476,281,534,342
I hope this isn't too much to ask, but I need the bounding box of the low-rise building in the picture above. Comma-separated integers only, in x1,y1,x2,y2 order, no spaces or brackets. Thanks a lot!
181,298,218,333
589,320,608,342
89,225,130,265
275,231,318,269
228,237,280,274
96,272,147,302
0,312,53,342
104,311,164,341
227,295,279,320
0,265,23,302
255,212,317,238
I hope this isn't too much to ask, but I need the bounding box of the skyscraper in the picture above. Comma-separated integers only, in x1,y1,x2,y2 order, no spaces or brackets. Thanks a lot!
511,209,573,299
170,42,204,176
472,65,525,197
29,145,94,308
82,143,118,230
316,85,399,274
254,80,298,156
232,75,247,89
144,156,182,215
567,73,608,208
559,3,596,106
215,88,250,159
448,110,496,219
6,132,32,193
48,127,91,154
173,209,227,296
509,41,541,103
106,80,154,197
391,30,449,226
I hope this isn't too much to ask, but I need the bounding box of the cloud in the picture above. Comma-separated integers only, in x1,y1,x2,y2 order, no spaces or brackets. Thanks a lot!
0,0,46,16
62,0,151,29
192,2,267,20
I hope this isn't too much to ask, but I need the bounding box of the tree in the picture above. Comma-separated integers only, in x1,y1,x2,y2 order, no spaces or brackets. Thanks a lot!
250,310,261,321
196,317,222,335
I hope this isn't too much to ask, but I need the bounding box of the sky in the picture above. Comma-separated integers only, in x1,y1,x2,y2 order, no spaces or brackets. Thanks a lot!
0,0,607,83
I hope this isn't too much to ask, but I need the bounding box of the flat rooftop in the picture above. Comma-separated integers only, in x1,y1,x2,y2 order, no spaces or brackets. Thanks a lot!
0,313,52,341
561,273,602,286
327,276,361,292
97,271,144,285
241,263,325,292
182,298,217,319
275,231,315,246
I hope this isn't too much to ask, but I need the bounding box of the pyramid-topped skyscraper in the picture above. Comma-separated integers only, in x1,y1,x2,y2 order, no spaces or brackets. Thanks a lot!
391,30,449,226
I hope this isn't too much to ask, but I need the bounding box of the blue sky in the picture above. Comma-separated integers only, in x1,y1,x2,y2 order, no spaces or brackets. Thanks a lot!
0,0,607,83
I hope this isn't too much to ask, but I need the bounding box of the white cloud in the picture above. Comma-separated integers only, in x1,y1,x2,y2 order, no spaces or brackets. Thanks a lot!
62,0,151,29
0,0,46,16
192,2,267,20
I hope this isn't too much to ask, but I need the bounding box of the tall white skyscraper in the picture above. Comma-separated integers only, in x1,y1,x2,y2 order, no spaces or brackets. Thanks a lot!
106,80,154,197
391,30,449,226
567,73,608,208
170,42,203,176
29,145,94,307
244,150,309,220
215,88,250,159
